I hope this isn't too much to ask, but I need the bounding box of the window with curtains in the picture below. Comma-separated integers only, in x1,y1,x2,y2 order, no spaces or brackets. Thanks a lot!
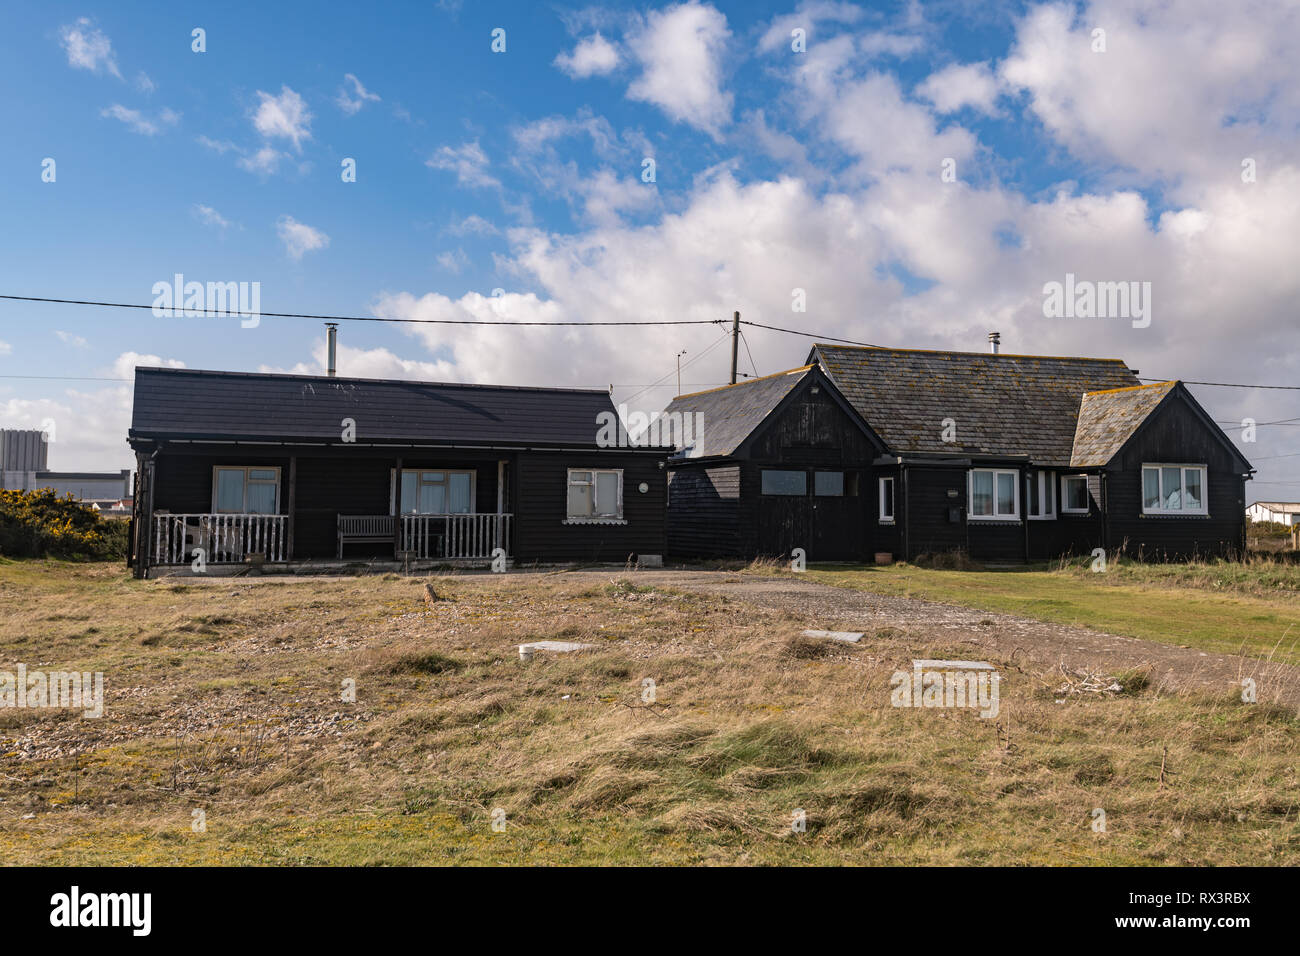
968,468,1019,519
566,468,623,520
1142,464,1207,515
394,470,475,514
212,466,280,514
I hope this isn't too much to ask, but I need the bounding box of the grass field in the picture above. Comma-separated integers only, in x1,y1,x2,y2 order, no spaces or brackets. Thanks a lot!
803,557,1300,666
1,559,1297,865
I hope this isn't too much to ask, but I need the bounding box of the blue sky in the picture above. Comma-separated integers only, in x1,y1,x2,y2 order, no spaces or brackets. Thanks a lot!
2,0,1298,496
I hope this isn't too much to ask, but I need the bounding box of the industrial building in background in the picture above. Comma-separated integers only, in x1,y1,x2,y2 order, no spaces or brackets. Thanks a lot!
0,429,132,515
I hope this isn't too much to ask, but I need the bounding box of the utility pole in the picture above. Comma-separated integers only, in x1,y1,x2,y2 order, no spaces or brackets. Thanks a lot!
676,349,687,395
729,311,740,385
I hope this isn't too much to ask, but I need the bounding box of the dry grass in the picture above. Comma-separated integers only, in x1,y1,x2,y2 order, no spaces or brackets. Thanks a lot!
0,559,1297,865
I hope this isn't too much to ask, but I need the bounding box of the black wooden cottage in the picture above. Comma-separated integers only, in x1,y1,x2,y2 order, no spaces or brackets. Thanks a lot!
127,367,666,576
663,346,1253,563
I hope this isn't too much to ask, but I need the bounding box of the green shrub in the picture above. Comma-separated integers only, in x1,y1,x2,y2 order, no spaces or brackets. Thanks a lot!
0,489,127,560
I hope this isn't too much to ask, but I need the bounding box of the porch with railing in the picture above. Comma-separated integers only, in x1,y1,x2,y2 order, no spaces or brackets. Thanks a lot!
338,513,512,561
152,513,288,565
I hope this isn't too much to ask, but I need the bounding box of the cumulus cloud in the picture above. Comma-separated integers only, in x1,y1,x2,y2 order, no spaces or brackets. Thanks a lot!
277,216,330,260
555,33,621,78
59,18,120,78
263,341,452,381
626,2,733,137
336,73,381,114
251,86,312,150
917,61,1000,114
0,353,184,471
758,1,864,53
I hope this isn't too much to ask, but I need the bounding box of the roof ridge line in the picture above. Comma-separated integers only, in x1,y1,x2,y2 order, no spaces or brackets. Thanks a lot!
1083,380,1177,397
673,365,812,401
133,366,611,395
816,344,1131,364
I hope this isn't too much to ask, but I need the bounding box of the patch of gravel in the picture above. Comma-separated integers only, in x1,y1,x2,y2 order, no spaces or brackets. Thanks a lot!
515,570,1300,710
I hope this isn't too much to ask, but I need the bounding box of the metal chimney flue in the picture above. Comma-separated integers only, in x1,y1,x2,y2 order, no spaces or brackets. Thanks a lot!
988,331,1001,355
326,323,338,377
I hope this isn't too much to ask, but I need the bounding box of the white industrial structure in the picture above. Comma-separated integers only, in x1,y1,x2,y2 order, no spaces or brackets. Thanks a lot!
1246,501,1300,525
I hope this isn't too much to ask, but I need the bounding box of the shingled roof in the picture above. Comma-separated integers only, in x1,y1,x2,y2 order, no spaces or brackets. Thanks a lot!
810,345,1142,466
1070,381,1176,467
662,366,813,458
129,367,627,448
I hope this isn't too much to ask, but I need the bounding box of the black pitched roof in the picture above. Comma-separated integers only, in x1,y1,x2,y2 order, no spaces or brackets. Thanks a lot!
129,367,629,448
810,345,1142,465
661,366,814,458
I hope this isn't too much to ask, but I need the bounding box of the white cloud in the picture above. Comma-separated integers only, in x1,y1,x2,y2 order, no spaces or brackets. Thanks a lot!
100,104,180,136
555,33,621,78
426,141,500,189
237,145,286,176
54,331,89,348
59,18,120,78
250,86,312,151
0,340,12,356
436,249,470,272
196,135,239,154
758,1,864,53
135,72,155,94
193,204,234,229
0,353,184,471
917,61,1000,114
277,216,330,260
626,2,732,137
263,341,452,381
336,73,381,114
449,214,500,236
999,0,1300,197
112,352,185,379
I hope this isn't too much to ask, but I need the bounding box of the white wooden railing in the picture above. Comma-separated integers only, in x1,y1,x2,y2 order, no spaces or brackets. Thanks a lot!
152,513,287,565
401,513,512,559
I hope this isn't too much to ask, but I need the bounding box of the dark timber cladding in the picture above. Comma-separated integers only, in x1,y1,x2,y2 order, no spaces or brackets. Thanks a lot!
127,367,668,575
662,365,886,560
659,343,1256,565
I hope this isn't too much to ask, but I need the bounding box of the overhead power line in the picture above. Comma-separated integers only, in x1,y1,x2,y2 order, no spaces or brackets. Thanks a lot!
7,291,1300,390
0,294,723,328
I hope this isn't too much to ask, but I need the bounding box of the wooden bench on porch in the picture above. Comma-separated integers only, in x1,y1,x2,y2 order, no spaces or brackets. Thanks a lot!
337,515,396,558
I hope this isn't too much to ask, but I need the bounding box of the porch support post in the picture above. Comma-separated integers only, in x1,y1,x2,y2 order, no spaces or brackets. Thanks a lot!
139,450,157,579
286,456,297,561
392,456,403,558
131,450,148,578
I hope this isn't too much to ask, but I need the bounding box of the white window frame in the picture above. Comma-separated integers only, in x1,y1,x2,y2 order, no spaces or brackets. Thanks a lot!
878,476,895,524
1027,470,1056,520
390,468,477,515
967,468,1020,520
565,468,625,523
1142,463,1208,516
1060,474,1090,514
211,466,281,514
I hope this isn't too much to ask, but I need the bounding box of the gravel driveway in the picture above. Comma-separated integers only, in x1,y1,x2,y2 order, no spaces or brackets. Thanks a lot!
515,569,1300,710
